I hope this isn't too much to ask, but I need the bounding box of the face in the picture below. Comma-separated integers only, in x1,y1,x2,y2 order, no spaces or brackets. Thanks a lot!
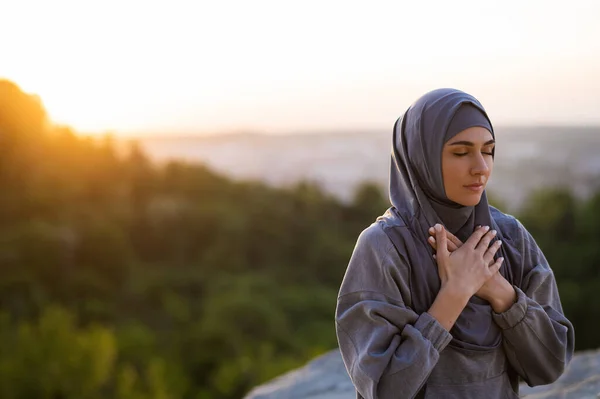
441,126,495,206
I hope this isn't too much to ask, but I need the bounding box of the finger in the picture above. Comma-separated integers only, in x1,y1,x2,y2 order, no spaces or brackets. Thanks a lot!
444,229,463,249
465,225,490,249
428,236,437,251
475,229,498,252
429,236,458,253
488,257,504,275
483,240,503,264
434,224,449,257
447,240,458,252
475,225,496,262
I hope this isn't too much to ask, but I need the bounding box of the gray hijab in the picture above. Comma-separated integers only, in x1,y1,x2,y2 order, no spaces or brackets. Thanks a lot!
380,88,515,350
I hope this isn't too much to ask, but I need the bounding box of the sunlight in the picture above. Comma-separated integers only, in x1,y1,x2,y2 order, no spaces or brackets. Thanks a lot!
2,0,599,135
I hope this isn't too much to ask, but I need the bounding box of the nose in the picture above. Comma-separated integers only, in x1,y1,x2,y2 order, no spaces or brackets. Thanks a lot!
471,153,490,175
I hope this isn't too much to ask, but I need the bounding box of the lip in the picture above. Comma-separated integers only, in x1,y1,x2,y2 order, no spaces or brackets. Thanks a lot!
464,183,484,192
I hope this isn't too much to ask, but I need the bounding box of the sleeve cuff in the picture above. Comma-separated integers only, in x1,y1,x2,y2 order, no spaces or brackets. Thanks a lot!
415,312,453,352
491,286,528,330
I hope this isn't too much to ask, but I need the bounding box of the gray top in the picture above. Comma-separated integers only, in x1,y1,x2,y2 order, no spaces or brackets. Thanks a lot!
335,89,574,398
335,209,574,398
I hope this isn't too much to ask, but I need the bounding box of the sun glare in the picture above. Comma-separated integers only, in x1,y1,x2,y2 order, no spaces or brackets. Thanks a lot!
2,0,600,136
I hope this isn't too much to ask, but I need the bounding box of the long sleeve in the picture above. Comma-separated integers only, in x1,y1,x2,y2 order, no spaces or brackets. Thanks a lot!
335,224,452,399
491,219,575,387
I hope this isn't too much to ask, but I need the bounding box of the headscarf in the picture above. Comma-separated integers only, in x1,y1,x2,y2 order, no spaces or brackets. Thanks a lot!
428,103,494,240
381,88,515,350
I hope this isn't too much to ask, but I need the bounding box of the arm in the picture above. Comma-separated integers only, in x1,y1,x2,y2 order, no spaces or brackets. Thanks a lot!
491,220,575,387
336,224,458,399
337,296,451,399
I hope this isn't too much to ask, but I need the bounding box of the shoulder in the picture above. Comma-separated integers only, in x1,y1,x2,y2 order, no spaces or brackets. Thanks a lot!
355,208,416,260
340,221,411,300
490,205,518,230
490,206,528,242
490,206,548,276
354,222,395,258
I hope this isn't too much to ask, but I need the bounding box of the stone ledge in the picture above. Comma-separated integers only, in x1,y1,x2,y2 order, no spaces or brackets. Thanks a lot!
244,349,600,399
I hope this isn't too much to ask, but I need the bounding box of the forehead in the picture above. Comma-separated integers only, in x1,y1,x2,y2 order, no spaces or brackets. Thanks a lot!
445,126,494,144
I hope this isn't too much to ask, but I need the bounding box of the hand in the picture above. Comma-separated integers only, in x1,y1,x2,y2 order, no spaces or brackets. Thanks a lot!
427,226,463,255
431,224,503,301
427,225,497,267
428,226,507,305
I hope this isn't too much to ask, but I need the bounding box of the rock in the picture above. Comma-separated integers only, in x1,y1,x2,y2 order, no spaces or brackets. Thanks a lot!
244,349,600,399
518,349,600,399
243,349,354,399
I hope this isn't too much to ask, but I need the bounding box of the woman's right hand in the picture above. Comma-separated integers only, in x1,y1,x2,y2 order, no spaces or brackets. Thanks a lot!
433,224,504,299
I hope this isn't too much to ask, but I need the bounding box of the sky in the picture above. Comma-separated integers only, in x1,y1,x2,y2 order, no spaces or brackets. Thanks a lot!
2,0,600,136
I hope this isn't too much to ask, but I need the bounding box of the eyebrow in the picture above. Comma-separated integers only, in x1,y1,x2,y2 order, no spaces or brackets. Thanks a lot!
448,139,495,147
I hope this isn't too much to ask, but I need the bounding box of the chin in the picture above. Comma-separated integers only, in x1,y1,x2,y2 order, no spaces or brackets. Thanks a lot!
452,193,483,207
463,198,482,206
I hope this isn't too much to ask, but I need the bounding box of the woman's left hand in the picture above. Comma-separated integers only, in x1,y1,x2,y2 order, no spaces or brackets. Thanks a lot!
428,226,513,311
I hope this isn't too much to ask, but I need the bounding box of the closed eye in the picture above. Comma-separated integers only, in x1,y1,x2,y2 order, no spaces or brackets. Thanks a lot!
453,151,494,157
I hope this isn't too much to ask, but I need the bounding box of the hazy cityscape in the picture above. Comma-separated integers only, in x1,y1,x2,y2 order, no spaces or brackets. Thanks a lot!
135,126,600,212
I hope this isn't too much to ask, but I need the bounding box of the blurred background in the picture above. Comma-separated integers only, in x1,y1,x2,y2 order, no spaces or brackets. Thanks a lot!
1,0,599,398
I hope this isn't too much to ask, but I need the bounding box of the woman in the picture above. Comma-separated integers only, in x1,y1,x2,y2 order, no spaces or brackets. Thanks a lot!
334,88,574,399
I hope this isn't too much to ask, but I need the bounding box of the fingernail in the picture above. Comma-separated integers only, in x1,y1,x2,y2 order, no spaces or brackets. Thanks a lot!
433,254,437,259
491,230,497,235
497,240,502,246
476,225,481,229
429,227,434,233
435,224,442,232
483,226,490,231
499,257,504,263
428,236,435,242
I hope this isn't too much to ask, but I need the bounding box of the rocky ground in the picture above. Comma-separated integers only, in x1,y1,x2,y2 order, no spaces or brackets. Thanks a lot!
244,348,600,399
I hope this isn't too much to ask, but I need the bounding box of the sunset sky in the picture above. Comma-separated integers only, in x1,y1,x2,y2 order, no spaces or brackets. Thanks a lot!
2,0,600,136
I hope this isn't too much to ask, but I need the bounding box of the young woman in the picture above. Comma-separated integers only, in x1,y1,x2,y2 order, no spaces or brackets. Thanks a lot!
334,88,574,399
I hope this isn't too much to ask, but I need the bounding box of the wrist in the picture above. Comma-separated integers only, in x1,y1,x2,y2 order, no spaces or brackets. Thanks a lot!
490,282,517,313
476,287,491,302
428,284,470,332
440,283,472,306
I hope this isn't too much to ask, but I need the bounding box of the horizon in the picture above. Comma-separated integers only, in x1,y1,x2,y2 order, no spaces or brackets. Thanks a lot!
3,0,600,137
107,124,600,141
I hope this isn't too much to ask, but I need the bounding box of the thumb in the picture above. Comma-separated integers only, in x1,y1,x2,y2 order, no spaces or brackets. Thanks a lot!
435,224,449,258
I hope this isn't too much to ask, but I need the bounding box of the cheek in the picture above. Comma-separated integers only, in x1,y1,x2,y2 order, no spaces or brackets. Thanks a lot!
442,157,466,185
486,158,494,175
